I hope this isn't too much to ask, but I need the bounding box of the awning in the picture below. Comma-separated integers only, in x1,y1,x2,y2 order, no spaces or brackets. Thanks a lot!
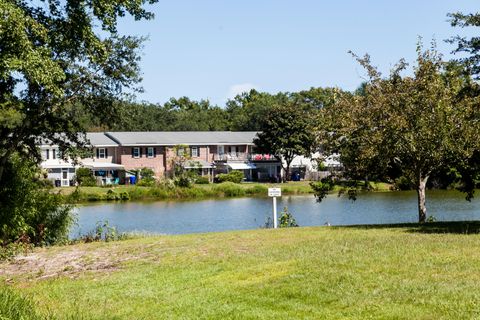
227,162,256,170
81,162,125,170
184,160,214,169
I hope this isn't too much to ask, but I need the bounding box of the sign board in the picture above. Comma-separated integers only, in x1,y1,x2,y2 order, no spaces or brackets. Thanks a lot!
268,187,282,197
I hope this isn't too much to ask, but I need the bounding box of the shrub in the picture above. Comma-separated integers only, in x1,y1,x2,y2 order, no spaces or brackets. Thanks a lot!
138,167,156,186
195,176,210,184
75,167,96,186
395,176,414,190
217,170,244,183
137,178,155,187
279,207,299,228
0,154,75,246
175,176,192,188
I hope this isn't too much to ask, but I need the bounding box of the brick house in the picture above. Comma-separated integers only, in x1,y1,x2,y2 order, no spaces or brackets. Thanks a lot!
40,131,283,185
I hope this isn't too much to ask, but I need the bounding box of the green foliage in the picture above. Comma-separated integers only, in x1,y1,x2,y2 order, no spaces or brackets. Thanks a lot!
140,167,155,180
254,100,317,181
76,167,96,187
322,43,480,222
448,11,480,78
175,176,192,188
395,176,414,191
0,242,32,261
79,220,126,243
217,170,244,183
278,207,299,228
226,90,290,131
213,182,246,197
195,176,210,184
0,286,42,320
137,167,156,186
310,179,334,202
0,155,74,246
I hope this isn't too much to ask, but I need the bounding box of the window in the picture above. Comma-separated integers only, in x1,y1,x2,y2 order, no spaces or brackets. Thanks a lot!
133,147,140,158
45,149,50,160
147,147,154,158
98,148,106,159
52,149,56,159
176,147,185,156
191,146,198,157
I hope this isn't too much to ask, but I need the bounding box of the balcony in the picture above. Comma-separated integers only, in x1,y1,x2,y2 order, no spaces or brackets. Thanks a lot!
214,152,248,161
214,153,276,162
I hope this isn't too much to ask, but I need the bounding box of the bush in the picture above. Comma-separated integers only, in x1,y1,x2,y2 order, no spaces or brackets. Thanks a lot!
395,176,414,190
0,154,75,246
75,167,96,186
279,207,299,228
217,170,244,183
138,167,156,186
175,176,192,188
195,176,210,184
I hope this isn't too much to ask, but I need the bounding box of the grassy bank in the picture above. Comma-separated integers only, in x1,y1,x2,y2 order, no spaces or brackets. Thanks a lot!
2,223,480,319
59,181,393,203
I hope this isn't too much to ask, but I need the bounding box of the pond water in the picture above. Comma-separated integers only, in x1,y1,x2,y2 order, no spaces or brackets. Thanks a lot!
71,190,480,237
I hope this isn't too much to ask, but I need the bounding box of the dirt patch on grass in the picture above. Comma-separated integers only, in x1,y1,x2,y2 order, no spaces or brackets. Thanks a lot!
0,243,151,282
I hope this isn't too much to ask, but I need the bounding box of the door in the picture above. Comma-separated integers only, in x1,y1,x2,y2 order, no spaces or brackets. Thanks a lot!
61,168,69,187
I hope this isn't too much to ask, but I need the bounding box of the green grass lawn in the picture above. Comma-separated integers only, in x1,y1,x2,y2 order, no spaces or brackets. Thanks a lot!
2,223,480,319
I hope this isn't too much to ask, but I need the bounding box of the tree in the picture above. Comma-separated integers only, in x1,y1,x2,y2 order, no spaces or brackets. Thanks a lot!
448,11,480,78
0,0,156,185
323,44,480,223
254,101,316,182
226,90,289,131
0,154,73,245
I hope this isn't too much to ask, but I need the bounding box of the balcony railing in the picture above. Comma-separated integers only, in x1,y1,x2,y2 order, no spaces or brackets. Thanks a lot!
214,153,276,162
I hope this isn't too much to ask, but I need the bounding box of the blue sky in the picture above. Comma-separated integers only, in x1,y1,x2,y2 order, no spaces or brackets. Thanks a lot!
117,1,478,106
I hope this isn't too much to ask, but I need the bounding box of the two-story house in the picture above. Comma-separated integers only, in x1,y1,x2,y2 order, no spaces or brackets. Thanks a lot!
40,131,283,185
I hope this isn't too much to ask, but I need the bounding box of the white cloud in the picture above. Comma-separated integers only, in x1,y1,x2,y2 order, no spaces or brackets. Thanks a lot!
226,83,258,99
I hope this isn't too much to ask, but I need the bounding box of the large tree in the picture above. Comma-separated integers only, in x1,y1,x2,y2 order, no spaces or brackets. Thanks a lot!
254,101,316,182
323,45,480,223
0,0,156,183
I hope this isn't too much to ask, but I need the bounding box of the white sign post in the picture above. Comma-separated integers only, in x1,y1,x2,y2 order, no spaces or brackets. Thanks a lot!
268,188,282,228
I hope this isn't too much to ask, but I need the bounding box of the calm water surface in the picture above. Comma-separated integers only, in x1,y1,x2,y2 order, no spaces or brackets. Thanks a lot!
72,191,480,237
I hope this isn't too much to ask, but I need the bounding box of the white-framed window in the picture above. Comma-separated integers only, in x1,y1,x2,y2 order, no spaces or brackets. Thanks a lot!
98,148,106,159
191,146,198,157
177,147,185,156
45,149,50,160
133,147,140,158
147,147,154,158
52,149,56,159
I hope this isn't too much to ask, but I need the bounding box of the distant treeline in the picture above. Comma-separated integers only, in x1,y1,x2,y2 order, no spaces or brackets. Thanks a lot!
77,87,347,132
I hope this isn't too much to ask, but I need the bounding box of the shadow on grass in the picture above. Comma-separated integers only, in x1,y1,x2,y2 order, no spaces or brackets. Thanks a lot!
339,221,480,234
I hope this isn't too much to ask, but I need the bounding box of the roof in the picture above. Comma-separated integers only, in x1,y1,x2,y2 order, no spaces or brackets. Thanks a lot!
38,133,118,147
85,133,118,147
81,162,124,170
184,159,214,169
105,131,259,146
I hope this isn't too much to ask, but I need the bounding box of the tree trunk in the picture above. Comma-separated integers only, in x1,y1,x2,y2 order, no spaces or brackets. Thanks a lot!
416,175,429,223
285,163,290,182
